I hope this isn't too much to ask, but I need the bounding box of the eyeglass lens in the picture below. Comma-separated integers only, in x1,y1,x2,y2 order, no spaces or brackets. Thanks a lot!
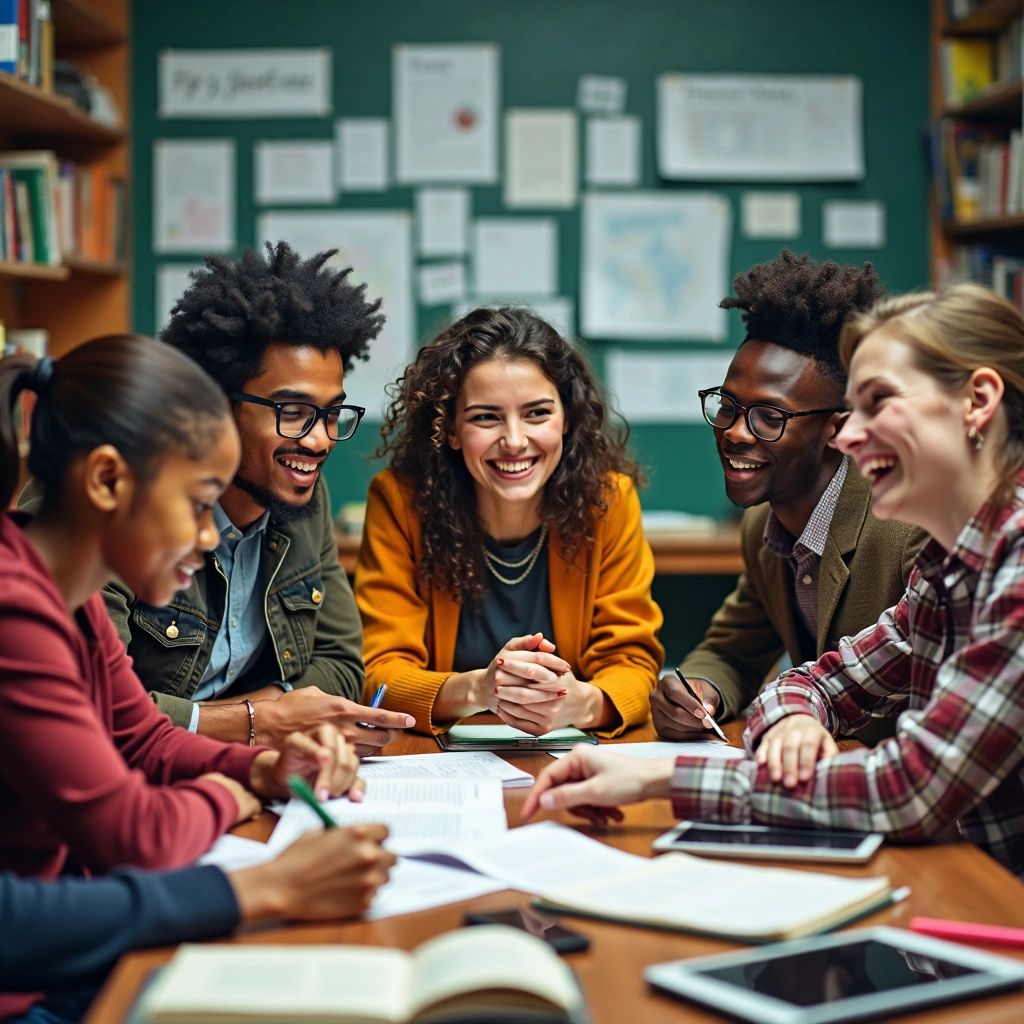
703,392,786,441
278,403,360,440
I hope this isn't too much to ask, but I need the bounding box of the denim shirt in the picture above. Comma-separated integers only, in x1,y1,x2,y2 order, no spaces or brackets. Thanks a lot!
101,478,364,727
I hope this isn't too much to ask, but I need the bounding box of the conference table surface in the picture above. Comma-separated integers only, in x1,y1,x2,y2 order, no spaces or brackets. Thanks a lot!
87,720,1024,1024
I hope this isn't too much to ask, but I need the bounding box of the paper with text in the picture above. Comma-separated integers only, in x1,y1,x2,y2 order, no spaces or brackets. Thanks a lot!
548,740,746,761
360,751,533,788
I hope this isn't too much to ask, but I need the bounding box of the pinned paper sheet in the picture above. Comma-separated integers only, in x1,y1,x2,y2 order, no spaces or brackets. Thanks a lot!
473,218,557,296
823,200,886,248
606,350,734,423
453,296,574,339
335,118,389,191
154,139,234,253
416,188,469,256
741,191,801,239
254,140,334,204
586,117,641,186
155,263,202,332
394,43,499,184
577,74,627,115
505,109,577,208
418,262,466,305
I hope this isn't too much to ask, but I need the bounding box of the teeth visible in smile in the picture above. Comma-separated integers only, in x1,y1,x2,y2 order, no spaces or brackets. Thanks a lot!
494,459,533,473
861,457,896,481
176,563,196,577
282,458,317,473
728,458,763,471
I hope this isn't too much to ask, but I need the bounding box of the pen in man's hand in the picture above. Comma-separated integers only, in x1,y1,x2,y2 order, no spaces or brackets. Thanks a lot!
673,668,729,742
287,774,336,829
369,683,388,709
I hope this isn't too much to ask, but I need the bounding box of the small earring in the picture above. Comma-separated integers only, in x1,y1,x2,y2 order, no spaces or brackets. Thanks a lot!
967,425,985,451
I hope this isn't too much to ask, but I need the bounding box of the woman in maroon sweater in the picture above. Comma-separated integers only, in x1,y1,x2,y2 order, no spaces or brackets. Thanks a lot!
0,336,371,888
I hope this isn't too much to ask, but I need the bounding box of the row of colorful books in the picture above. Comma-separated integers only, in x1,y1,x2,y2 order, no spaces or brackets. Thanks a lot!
946,247,1024,310
929,120,1024,226
0,150,126,268
0,0,53,91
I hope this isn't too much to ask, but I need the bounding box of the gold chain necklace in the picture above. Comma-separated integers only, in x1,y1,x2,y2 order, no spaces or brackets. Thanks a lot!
484,525,547,586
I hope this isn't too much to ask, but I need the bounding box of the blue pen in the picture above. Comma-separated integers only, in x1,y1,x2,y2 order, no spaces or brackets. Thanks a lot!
358,684,388,729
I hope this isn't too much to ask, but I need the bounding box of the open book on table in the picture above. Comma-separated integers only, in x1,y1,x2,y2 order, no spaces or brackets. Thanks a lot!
534,851,897,943
138,925,588,1024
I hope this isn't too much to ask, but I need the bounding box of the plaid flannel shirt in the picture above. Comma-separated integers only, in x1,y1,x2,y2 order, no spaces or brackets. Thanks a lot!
670,484,1024,879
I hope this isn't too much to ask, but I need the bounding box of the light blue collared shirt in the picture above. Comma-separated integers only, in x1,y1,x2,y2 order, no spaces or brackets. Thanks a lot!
188,503,276,732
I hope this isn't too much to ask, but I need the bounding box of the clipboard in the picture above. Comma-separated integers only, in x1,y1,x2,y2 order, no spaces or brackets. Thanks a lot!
436,724,598,752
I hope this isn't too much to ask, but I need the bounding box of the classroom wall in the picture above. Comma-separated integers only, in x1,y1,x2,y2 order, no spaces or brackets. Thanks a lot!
130,0,931,526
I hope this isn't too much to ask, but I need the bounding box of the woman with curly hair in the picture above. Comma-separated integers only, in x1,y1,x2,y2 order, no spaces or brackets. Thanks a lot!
355,307,663,736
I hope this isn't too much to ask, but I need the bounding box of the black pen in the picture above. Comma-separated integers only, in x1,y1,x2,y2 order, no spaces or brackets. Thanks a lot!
673,668,728,742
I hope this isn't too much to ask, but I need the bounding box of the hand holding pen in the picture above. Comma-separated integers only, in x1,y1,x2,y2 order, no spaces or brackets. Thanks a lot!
660,669,729,742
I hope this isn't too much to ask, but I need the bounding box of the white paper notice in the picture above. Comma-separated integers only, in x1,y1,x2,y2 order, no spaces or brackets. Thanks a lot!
606,350,734,423
586,117,640,187
823,200,886,248
366,857,506,920
416,188,469,256
258,210,412,419
582,191,731,341
473,218,557,296
549,741,745,761
505,109,577,208
658,74,863,181
336,118,389,191
198,834,274,870
268,779,508,856
254,140,334,205
394,44,499,184
418,261,466,305
577,75,627,115
155,263,202,332
741,192,801,239
154,139,234,253
160,49,331,118
453,296,575,339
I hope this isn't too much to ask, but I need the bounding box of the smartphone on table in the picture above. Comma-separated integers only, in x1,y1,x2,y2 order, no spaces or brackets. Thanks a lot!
464,906,590,953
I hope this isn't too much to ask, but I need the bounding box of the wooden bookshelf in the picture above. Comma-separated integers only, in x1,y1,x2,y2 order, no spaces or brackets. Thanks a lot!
0,0,129,357
930,0,1024,292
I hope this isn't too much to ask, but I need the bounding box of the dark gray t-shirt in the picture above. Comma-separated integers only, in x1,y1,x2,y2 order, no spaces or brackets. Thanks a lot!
453,527,554,671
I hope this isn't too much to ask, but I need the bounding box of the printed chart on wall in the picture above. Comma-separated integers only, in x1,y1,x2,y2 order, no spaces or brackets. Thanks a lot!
258,211,413,419
581,191,731,341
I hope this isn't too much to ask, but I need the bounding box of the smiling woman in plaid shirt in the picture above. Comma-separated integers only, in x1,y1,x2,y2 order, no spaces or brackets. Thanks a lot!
524,282,1024,879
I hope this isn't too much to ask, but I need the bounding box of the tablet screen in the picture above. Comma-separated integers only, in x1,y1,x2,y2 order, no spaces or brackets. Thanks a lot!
704,938,978,1005
679,825,868,850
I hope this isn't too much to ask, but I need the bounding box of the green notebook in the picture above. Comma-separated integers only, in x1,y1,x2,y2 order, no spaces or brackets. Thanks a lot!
436,723,598,751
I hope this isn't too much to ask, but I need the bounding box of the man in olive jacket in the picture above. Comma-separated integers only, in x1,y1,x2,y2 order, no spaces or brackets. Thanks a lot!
102,243,414,749
652,253,926,743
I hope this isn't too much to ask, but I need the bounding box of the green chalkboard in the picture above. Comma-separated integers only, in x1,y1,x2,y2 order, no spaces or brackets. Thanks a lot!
130,0,930,521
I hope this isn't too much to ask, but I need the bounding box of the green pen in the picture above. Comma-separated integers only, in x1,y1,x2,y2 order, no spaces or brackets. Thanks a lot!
287,774,336,829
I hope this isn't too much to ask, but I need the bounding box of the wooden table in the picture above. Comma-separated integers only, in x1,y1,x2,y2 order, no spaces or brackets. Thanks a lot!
87,723,1024,1023
338,526,744,577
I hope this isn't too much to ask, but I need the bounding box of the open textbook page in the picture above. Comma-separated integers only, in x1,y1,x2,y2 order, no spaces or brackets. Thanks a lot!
267,778,508,856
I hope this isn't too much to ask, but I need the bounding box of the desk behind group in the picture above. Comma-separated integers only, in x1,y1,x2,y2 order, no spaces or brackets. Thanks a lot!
87,720,1024,1024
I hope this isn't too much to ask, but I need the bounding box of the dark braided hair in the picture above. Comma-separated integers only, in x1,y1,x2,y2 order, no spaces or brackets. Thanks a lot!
379,307,639,607
161,241,385,391
720,250,884,397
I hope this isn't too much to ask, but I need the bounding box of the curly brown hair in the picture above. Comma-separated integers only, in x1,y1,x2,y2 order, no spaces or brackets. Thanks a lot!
378,307,639,605
720,250,884,398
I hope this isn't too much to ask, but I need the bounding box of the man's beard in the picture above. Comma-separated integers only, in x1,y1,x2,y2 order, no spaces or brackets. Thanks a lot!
233,473,321,524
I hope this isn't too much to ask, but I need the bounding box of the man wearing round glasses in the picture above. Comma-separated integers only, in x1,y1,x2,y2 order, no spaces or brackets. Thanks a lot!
98,243,415,750
651,252,927,743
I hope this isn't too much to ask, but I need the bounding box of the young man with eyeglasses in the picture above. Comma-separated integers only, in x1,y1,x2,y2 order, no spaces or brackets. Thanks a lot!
651,251,926,743
102,243,415,748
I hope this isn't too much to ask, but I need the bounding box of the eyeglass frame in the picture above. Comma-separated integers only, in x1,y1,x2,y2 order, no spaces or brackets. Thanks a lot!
226,390,366,442
697,387,847,443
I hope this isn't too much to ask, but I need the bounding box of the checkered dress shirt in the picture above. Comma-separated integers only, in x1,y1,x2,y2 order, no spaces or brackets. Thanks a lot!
670,482,1024,878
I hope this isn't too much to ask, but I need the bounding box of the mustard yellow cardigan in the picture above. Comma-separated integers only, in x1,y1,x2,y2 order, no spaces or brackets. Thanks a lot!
355,469,664,737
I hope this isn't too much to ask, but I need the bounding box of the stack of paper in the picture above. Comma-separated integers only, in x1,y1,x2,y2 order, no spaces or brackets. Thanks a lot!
359,750,534,788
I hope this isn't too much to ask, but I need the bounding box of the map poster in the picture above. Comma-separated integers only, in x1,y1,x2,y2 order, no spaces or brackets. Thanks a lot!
581,191,731,341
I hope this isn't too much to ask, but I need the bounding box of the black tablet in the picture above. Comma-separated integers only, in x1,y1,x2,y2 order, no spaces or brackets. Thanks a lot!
652,821,883,864
644,926,1024,1024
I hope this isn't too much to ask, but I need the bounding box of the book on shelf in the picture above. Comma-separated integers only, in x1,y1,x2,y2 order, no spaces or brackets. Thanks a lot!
137,927,589,1024
0,150,59,266
0,0,53,89
939,38,994,108
533,851,897,943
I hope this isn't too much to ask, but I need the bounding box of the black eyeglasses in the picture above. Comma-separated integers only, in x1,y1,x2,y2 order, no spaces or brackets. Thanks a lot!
698,388,846,443
227,390,366,442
